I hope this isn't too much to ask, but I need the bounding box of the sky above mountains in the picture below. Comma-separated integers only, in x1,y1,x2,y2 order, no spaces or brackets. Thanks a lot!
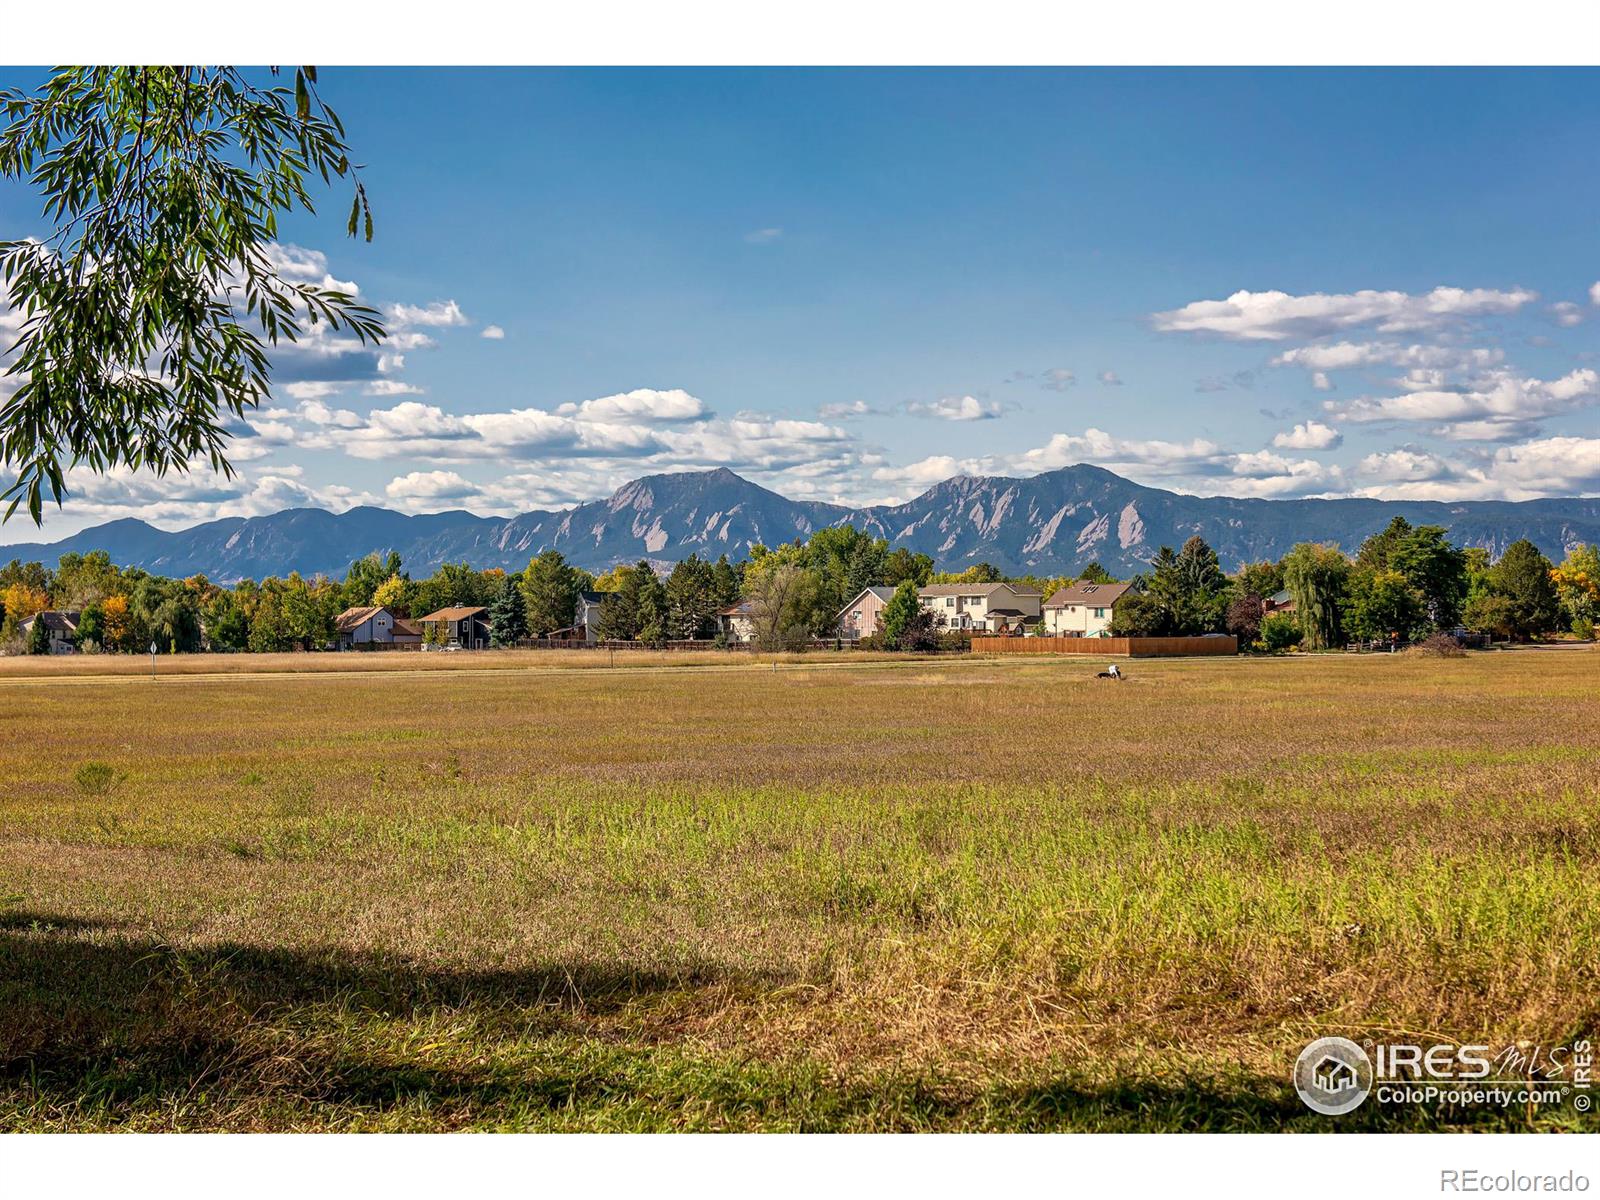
2,66,1599,543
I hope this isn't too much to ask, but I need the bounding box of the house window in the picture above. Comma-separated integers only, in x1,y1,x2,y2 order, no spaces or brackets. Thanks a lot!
1094,607,1106,618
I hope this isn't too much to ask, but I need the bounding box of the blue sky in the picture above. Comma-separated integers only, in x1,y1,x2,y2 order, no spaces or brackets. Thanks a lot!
3,66,1599,540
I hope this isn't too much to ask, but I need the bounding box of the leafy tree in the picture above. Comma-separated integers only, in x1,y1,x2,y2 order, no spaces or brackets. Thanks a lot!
1077,561,1115,585
0,580,49,639
371,573,413,613
930,562,1003,585
52,550,120,607
1345,569,1424,643
340,552,403,609
1224,592,1266,648
1233,560,1284,600
520,550,580,636
665,554,719,639
1261,612,1301,652
488,579,528,646
0,558,51,592
204,590,249,651
1355,516,1413,572
101,594,132,652
1388,525,1467,630
1477,539,1561,640
74,600,104,650
879,580,922,646
410,562,496,618
1282,542,1350,650
745,563,817,650
0,67,382,522
1551,544,1600,637
883,546,934,589
27,612,51,654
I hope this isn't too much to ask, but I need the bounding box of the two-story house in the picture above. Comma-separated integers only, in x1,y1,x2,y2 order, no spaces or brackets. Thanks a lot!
417,606,492,649
916,583,1042,632
1042,581,1131,637
835,586,896,640
333,605,423,649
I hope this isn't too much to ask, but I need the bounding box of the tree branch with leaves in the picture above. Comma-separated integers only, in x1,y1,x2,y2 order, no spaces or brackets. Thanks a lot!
0,66,382,522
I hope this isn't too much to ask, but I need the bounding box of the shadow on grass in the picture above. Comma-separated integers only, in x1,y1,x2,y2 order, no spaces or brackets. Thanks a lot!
0,920,1569,1131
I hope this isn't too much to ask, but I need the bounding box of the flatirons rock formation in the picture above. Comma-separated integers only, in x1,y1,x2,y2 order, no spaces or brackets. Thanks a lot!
7,464,1599,581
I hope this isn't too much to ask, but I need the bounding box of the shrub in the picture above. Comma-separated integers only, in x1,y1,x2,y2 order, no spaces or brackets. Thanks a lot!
73,762,123,796
1260,612,1301,653
1415,632,1466,657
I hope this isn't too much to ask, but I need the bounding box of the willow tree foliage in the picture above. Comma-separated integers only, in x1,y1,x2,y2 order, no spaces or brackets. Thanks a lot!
0,66,382,522
1282,541,1350,650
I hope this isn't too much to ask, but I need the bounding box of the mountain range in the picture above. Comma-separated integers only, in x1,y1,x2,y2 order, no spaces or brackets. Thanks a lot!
6,465,1599,582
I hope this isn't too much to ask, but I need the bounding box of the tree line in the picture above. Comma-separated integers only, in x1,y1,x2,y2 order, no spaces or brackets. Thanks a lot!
1107,521,1597,649
1,519,1594,654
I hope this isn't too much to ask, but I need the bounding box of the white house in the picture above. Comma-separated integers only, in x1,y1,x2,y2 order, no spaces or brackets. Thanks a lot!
1042,581,1131,637
573,591,606,643
916,583,1042,632
715,598,759,643
333,605,422,649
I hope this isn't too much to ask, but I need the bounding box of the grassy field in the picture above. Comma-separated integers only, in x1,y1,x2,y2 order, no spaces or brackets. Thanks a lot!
1,649,1596,1132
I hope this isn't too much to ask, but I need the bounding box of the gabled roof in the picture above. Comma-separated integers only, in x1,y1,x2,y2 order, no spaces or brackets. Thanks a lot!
21,610,80,634
717,599,757,616
1043,581,1132,608
577,590,607,604
392,617,423,637
334,605,388,633
835,585,896,617
917,582,1042,599
417,606,489,622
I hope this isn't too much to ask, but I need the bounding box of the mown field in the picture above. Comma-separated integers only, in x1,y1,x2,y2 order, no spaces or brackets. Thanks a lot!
1,650,1596,1132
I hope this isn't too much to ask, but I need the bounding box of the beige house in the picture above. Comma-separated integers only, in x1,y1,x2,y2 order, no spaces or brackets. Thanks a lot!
917,583,1042,632
836,586,896,640
18,610,80,653
1042,581,1131,637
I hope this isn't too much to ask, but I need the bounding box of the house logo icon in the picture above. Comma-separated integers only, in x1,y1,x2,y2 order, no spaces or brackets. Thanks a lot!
1294,1037,1373,1115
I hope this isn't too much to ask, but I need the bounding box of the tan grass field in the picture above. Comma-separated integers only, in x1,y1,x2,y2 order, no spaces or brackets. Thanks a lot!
1,649,1597,1131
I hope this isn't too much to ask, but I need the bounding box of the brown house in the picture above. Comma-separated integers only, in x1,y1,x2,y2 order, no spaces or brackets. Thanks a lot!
417,606,491,649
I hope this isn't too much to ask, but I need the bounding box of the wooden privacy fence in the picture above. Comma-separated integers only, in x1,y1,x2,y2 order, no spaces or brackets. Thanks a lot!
971,635,1238,657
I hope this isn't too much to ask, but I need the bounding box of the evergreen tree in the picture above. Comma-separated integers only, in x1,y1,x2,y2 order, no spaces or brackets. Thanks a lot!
665,554,718,639
520,551,579,636
489,580,528,645
883,547,934,588
1078,561,1115,585
711,555,742,606
27,612,51,654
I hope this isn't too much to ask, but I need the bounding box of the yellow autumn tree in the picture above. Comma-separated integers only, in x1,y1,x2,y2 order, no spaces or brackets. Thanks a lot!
101,594,132,652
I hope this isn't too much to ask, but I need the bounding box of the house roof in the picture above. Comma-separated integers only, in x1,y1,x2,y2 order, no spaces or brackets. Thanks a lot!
577,590,607,604
392,617,423,637
917,582,1041,599
717,599,757,616
1044,581,1132,609
417,606,488,622
22,610,80,633
334,605,388,633
1268,589,1293,605
835,585,896,616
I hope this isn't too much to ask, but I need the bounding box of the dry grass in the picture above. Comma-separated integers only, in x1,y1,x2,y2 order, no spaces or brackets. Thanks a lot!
1,649,1596,1131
